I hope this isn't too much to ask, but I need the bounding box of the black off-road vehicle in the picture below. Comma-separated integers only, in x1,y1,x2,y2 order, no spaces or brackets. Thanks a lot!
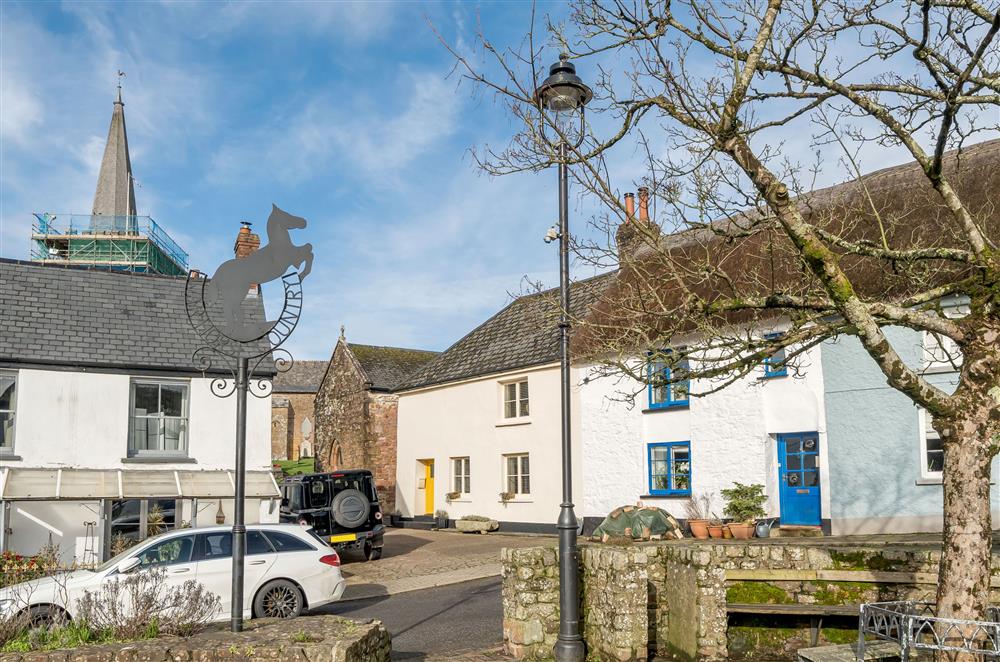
279,470,385,560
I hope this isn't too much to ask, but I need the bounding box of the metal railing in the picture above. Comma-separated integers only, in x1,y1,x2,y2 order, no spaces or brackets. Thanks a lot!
32,212,189,269
859,601,1000,660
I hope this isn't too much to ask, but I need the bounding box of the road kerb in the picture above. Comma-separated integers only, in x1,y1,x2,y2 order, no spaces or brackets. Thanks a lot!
340,562,502,602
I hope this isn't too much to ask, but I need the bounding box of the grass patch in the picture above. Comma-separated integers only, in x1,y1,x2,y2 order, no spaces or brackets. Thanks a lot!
726,581,793,605
274,458,316,476
812,581,879,605
829,551,900,572
1,623,124,653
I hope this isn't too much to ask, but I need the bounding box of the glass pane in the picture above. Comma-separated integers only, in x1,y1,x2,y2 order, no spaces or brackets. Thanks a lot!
787,472,801,486
247,531,273,555
463,476,470,493
199,532,233,560
803,470,819,487
786,439,801,454
927,450,944,473
520,455,529,476
454,475,462,493
651,460,668,476
161,384,186,417
804,454,817,470
519,380,529,400
133,417,159,452
521,475,530,494
505,400,516,419
926,435,943,452
0,376,14,410
463,458,470,475
111,499,142,542
163,418,184,451
138,535,194,567
803,438,817,451
507,475,518,493
651,447,668,462
786,455,802,470
265,531,313,552
653,475,669,491
672,473,689,492
0,412,13,448
652,384,666,404
507,456,517,476
134,384,160,415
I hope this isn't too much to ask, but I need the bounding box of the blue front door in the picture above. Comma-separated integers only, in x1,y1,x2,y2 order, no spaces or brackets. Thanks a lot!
777,432,821,526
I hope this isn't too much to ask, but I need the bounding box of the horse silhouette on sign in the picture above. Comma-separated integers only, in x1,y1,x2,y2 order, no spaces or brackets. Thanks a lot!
204,204,313,341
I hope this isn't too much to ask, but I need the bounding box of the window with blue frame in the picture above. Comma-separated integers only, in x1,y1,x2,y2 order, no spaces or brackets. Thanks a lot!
648,352,690,409
763,333,787,378
648,442,691,496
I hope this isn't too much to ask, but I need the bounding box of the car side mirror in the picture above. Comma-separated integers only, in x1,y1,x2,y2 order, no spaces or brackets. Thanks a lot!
117,557,142,574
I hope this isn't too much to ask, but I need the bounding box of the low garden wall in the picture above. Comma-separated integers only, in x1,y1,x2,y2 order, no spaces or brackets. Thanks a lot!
502,538,1000,661
0,615,390,662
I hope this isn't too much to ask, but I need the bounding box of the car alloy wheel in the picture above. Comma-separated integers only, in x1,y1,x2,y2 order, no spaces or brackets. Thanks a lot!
256,580,303,619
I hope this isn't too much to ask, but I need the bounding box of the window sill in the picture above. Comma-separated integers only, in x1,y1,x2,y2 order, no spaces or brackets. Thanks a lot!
642,405,689,414
446,498,472,503
762,372,787,380
640,493,692,499
496,418,532,427
499,498,533,504
0,453,22,461
122,456,197,464
915,477,943,485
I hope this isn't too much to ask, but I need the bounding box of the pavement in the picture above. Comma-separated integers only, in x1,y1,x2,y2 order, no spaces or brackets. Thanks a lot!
320,576,508,660
335,528,549,601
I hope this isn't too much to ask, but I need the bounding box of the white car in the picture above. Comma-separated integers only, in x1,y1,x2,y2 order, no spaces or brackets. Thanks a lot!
0,524,346,625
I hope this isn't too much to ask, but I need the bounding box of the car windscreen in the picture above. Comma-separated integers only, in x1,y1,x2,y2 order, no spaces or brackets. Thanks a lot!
331,475,376,501
281,484,304,510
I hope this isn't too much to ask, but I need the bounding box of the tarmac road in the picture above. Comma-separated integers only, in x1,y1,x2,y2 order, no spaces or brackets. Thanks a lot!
317,576,503,659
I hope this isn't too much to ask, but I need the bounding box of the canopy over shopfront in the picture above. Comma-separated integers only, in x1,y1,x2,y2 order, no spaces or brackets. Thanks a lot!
0,467,280,501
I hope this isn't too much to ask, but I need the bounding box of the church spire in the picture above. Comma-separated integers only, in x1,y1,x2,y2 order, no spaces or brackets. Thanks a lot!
92,71,136,217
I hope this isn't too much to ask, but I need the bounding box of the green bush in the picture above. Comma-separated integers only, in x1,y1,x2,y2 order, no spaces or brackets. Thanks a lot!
721,483,767,522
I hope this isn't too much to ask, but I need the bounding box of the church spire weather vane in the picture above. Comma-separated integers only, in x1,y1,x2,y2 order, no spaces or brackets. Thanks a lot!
184,203,313,633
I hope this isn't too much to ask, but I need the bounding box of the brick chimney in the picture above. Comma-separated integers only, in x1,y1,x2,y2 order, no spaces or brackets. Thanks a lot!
615,186,660,263
234,221,260,258
637,186,649,221
234,221,261,296
624,192,635,219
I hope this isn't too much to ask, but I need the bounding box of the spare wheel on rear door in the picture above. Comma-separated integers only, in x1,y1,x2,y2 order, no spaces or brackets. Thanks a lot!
331,488,371,528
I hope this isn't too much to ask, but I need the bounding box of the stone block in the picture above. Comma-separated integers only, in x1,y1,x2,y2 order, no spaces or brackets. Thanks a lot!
456,518,500,533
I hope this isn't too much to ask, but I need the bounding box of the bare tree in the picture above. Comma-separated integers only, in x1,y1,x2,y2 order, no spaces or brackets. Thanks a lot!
445,0,1000,624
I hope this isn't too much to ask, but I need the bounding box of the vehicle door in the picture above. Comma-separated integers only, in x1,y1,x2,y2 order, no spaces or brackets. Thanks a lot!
192,531,276,617
134,533,198,587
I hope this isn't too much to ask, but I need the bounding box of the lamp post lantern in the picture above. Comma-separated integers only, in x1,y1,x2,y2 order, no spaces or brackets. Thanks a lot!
535,53,591,662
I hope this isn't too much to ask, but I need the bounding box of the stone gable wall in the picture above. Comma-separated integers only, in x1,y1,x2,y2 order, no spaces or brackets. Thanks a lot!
314,343,398,512
271,398,291,460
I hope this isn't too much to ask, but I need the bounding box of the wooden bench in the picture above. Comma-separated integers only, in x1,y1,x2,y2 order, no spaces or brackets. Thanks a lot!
727,602,860,647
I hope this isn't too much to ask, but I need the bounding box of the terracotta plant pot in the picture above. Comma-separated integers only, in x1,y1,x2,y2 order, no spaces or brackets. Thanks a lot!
722,524,734,539
728,522,755,539
688,519,710,539
707,524,724,538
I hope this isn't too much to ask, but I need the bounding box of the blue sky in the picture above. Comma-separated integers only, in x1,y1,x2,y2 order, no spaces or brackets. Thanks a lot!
3,2,993,361
0,1,589,359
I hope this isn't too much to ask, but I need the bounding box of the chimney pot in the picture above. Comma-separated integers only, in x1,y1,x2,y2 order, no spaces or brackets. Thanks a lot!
624,192,635,219
638,186,649,222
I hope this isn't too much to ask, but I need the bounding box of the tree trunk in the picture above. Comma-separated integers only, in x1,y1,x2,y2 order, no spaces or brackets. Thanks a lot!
937,406,993,623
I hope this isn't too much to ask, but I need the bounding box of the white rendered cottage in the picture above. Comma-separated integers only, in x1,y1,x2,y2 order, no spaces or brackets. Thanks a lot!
0,259,279,564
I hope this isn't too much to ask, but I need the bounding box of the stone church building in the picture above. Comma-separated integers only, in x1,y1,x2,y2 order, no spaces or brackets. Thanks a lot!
270,360,328,460
313,333,438,511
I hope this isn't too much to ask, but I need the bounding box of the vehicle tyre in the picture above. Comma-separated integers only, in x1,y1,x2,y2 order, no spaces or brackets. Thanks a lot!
330,488,370,529
26,605,68,629
253,579,304,619
362,540,383,561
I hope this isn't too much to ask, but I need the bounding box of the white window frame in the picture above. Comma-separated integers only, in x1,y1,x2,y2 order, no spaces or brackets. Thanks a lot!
918,408,944,483
0,370,17,456
503,453,530,496
451,456,471,495
922,331,963,374
501,378,530,420
128,379,191,457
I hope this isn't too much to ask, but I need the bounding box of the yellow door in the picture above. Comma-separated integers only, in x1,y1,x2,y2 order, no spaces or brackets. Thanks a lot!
424,460,434,515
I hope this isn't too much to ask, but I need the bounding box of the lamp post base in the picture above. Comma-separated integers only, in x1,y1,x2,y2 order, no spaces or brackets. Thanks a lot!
553,637,586,662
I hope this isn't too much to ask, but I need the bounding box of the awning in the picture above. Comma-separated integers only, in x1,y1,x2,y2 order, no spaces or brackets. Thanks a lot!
0,467,280,501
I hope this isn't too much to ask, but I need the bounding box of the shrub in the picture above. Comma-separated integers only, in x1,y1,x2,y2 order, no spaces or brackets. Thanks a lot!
721,483,767,522
76,566,220,639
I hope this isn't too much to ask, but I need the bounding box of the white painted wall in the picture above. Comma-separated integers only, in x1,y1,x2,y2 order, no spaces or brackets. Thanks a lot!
396,363,582,524
580,342,829,524
5,368,272,471
1,367,275,562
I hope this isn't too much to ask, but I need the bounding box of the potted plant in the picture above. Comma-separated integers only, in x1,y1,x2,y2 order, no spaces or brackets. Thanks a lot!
721,482,767,540
434,509,449,529
499,491,514,505
445,491,460,502
684,493,712,539
389,509,403,527
707,514,725,538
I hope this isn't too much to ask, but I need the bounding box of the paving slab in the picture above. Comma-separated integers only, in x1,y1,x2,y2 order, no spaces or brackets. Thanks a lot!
339,528,550,601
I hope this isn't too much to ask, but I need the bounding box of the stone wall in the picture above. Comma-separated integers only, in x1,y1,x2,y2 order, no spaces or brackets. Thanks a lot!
271,392,317,460
0,615,390,661
314,342,397,512
271,397,291,460
502,539,1000,661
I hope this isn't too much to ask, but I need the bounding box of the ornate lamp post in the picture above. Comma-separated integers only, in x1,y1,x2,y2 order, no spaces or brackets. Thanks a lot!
185,204,313,632
534,54,592,662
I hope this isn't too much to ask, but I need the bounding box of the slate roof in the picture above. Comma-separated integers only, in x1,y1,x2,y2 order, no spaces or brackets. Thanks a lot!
0,259,273,375
272,360,329,393
348,344,440,392
397,273,613,391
